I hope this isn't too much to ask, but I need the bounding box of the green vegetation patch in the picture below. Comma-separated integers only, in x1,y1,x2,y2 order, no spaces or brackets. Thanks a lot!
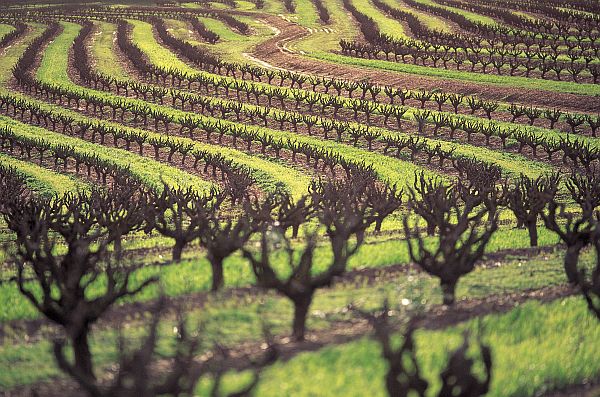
0,152,85,196
247,297,600,397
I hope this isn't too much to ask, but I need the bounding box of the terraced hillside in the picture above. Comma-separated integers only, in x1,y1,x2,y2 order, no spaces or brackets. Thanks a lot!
0,0,599,396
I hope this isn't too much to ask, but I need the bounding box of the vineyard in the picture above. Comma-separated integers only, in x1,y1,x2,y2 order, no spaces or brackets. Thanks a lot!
0,0,599,395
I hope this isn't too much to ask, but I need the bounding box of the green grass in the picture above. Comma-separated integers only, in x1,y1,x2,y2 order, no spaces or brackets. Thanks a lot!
163,17,274,63
0,20,580,328
0,21,555,328
512,10,535,22
412,0,497,25
283,12,599,104
49,20,591,189
0,247,590,389
179,1,234,9
293,0,322,28
0,115,214,193
350,0,410,39
244,297,600,397
0,17,597,395
129,20,200,74
410,0,583,44
390,0,453,32
197,16,244,41
0,23,311,198
0,220,563,323
361,0,573,62
88,22,312,197
371,125,554,179
293,0,359,53
11,87,314,197
0,23,46,86
235,1,258,10
210,2,233,9
91,21,129,79
260,0,286,14
0,26,209,193
282,0,600,97
179,2,204,8
311,51,600,97
0,152,85,196
117,18,561,179
0,24,15,43
294,4,566,107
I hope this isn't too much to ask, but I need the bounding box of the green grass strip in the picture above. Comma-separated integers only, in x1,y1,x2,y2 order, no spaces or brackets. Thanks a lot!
6,85,313,198
92,21,129,80
129,19,209,74
130,19,600,151
312,51,600,97
350,0,410,39
373,126,554,178
0,217,563,323
163,17,274,64
280,0,600,96
242,297,600,397
261,0,286,14
0,24,15,44
0,23,46,86
87,22,312,197
198,16,244,41
413,0,497,25
293,0,322,28
0,152,85,196
290,0,359,54
0,115,213,194
0,249,588,389
0,24,254,192
392,0,453,32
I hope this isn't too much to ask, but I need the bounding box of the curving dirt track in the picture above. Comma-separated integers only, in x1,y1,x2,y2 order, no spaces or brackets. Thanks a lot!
251,15,600,113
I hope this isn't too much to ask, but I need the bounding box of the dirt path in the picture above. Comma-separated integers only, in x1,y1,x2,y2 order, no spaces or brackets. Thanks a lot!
251,15,600,113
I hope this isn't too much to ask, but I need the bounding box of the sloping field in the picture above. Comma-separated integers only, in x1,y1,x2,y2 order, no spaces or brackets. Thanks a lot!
0,0,599,396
